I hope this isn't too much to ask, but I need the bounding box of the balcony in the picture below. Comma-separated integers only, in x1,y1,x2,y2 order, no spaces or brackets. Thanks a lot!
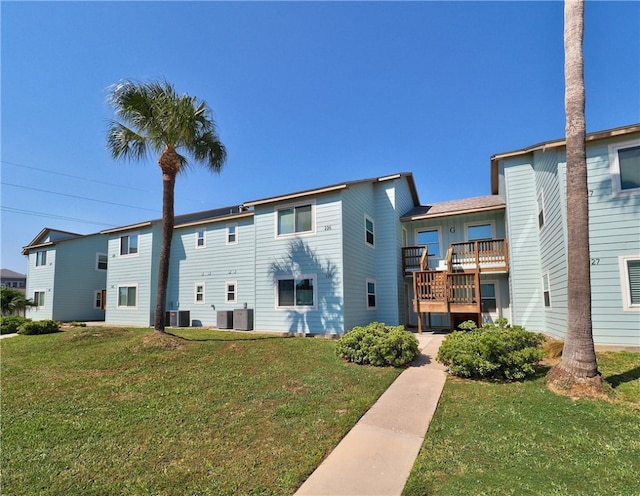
403,238,509,275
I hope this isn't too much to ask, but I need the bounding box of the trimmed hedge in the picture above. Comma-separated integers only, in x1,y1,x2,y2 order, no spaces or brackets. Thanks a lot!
336,322,419,367
436,319,545,380
18,320,61,335
0,316,30,334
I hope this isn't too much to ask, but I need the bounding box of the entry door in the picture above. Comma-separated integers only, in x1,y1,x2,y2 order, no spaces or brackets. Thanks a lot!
480,282,499,323
100,289,107,310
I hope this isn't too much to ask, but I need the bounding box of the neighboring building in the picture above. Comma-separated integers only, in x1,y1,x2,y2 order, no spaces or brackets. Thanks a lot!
1,268,27,292
22,229,108,322
21,124,640,349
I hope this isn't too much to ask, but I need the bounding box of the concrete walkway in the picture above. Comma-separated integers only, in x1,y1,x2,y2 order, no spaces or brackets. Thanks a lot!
295,332,447,496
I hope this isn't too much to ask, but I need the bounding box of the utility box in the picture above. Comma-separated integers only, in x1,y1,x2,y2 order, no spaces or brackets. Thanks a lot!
233,309,253,331
178,311,190,327
165,311,178,327
217,310,233,329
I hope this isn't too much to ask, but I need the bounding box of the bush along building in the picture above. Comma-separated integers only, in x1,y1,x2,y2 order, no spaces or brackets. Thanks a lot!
22,124,640,349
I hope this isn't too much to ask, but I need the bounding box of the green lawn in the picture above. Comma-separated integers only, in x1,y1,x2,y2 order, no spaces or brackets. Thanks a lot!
1,327,401,495
403,353,640,496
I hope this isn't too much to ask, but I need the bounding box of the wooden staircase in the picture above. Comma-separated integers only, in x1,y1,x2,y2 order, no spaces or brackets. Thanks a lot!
404,239,508,333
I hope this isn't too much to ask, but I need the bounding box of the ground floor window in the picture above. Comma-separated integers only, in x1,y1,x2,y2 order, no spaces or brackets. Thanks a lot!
117,285,137,308
94,290,103,310
33,291,45,307
277,276,315,308
542,273,551,308
195,283,205,303
619,255,640,310
366,279,376,309
480,283,497,313
225,282,237,303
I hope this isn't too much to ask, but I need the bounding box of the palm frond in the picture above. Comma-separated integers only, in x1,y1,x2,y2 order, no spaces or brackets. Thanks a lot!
106,121,149,162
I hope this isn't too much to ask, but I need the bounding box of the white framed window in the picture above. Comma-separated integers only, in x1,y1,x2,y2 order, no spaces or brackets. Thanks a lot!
225,281,237,303
416,228,442,259
365,215,375,246
276,275,316,309
542,272,551,309
96,253,108,271
226,223,238,245
33,291,45,307
195,230,206,249
366,279,377,309
35,250,47,267
465,221,495,241
119,234,139,256
537,190,545,230
619,255,640,311
195,282,205,304
610,140,640,195
276,202,314,237
117,284,137,308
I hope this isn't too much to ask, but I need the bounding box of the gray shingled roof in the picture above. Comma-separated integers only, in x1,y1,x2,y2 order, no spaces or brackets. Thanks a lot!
1,269,26,279
401,195,505,220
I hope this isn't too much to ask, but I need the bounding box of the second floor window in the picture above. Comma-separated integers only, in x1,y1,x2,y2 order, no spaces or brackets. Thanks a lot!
365,216,375,246
227,224,237,244
35,250,47,267
120,234,138,256
96,253,108,271
277,204,312,236
196,230,205,249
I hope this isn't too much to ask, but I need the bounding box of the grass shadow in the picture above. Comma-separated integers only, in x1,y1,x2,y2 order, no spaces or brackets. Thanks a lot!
604,366,640,389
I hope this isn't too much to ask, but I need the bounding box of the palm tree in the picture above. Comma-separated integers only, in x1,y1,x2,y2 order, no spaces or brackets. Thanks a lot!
1,287,33,316
547,0,604,394
107,80,226,333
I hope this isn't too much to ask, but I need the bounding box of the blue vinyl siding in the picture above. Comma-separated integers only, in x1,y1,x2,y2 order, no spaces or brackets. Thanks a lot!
105,226,158,327
25,234,108,322
254,193,344,334
503,160,545,332
169,216,256,327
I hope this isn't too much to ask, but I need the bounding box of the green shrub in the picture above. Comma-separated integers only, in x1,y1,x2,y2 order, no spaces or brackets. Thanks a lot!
0,316,30,334
336,322,419,367
18,320,61,335
436,320,545,380
68,321,87,327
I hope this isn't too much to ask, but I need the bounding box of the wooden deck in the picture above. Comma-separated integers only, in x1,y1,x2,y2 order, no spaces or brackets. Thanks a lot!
405,239,508,333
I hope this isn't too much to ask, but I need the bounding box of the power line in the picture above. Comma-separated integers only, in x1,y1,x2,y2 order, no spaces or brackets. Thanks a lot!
1,206,119,227
1,160,150,192
2,182,160,213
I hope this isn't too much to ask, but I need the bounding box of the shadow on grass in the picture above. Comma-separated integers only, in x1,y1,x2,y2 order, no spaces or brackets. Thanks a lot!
164,331,294,343
604,366,640,389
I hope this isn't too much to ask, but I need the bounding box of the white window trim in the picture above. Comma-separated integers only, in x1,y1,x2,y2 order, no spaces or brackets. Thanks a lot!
619,255,640,311
542,272,552,310
225,281,237,303
364,214,375,247
610,139,640,196
274,201,316,238
464,220,496,241
275,274,317,310
35,250,48,268
415,227,443,262
119,233,140,258
366,278,377,310
226,223,238,245
194,282,206,304
195,230,206,249
96,252,108,271
537,190,545,231
116,283,138,309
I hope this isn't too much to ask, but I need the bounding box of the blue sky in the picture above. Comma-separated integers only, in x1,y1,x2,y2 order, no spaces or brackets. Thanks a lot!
2,1,639,273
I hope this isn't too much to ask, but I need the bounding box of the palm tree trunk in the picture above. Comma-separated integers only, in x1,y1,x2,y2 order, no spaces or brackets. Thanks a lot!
154,170,176,333
547,0,603,393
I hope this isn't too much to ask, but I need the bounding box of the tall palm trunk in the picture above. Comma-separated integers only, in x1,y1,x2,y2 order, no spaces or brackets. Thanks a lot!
547,0,603,392
154,147,180,333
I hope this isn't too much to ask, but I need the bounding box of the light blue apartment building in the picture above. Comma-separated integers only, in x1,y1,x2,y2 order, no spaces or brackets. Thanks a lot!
22,124,640,348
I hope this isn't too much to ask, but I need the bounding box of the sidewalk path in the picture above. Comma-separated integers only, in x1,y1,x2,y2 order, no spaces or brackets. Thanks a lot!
295,333,447,496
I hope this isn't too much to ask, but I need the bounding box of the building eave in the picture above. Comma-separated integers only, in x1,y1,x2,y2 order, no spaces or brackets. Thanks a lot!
401,204,505,222
175,210,254,229
490,123,640,194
